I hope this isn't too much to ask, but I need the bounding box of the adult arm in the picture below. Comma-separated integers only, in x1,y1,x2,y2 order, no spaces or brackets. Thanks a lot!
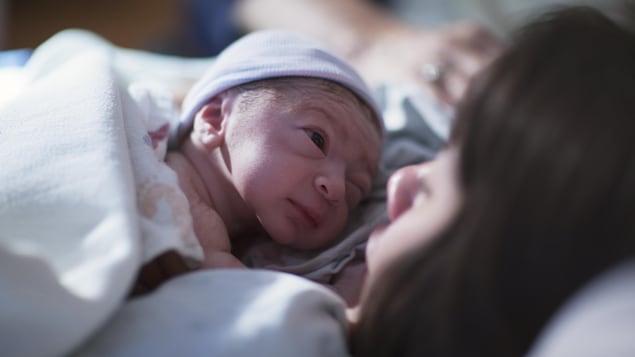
234,0,501,107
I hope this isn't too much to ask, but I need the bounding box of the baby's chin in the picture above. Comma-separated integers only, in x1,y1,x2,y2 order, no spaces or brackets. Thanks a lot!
261,206,350,250
267,227,343,251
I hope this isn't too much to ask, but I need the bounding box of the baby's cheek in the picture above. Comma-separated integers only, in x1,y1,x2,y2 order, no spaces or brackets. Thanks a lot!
345,187,363,210
234,163,272,198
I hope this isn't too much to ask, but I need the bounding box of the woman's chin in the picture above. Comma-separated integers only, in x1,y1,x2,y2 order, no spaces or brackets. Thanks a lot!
365,222,388,262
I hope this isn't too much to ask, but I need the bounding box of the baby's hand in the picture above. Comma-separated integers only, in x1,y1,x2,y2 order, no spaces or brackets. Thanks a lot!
166,152,239,265
188,199,246,269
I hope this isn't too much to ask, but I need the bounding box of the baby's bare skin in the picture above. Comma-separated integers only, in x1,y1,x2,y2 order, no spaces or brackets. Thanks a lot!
166,151,245,269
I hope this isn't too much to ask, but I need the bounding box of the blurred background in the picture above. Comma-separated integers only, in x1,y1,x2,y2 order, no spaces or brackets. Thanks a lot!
2,0,623,50
2,0,175,50
0,0,622,56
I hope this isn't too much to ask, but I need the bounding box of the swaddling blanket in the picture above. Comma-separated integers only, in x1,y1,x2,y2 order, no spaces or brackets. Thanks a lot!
0,35,203,356
0,49,139,356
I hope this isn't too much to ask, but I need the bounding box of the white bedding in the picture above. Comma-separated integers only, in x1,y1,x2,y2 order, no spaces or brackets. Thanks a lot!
0,30,451,357
0,48,140,356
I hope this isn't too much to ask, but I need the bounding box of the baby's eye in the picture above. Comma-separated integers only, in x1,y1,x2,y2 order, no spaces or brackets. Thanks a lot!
305,129,326,151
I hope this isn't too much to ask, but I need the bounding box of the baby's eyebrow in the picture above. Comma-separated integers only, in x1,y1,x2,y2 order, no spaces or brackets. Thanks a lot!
304,105,379,174
305,106,352,140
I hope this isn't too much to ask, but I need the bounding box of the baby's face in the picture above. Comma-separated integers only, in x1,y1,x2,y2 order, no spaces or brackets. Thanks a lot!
223,84,382,250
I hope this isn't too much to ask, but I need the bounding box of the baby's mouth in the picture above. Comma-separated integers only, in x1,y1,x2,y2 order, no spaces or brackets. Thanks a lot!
289,199,321,228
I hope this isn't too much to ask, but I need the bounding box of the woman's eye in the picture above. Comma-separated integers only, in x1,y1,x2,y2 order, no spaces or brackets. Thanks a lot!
305,129,326,150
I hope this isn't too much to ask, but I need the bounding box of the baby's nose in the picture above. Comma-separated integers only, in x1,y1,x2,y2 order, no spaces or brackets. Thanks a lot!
315,170,345,204
386,164,426,220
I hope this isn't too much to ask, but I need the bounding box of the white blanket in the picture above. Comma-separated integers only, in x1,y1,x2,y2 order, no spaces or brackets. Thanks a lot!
0,31,220,356
0,48,139,356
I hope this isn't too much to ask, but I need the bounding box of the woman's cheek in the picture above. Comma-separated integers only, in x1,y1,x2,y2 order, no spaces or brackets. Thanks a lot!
366,209,427,275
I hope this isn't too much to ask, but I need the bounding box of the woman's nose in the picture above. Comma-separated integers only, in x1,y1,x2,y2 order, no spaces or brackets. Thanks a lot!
386,163,428,220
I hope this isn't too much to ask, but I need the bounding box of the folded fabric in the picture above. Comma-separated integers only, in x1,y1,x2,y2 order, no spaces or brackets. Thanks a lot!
0,48,139,357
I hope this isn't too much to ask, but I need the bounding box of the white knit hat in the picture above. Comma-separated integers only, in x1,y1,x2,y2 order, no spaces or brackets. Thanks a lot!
173,30,382,145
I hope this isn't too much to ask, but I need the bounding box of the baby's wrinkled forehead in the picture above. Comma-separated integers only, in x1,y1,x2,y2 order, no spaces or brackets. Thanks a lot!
302,79,383,137
236,77,382,137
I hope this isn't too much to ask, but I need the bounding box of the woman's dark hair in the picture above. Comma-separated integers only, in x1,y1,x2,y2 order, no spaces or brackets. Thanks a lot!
352,5,635,357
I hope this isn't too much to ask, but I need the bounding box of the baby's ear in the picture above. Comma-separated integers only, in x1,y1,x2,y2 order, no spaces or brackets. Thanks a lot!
191,95,228,148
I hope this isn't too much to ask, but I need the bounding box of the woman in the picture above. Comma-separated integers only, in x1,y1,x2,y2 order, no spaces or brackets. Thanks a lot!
352,5,635,356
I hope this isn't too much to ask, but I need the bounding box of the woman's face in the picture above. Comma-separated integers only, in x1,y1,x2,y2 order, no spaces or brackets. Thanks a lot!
365,148,462,280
